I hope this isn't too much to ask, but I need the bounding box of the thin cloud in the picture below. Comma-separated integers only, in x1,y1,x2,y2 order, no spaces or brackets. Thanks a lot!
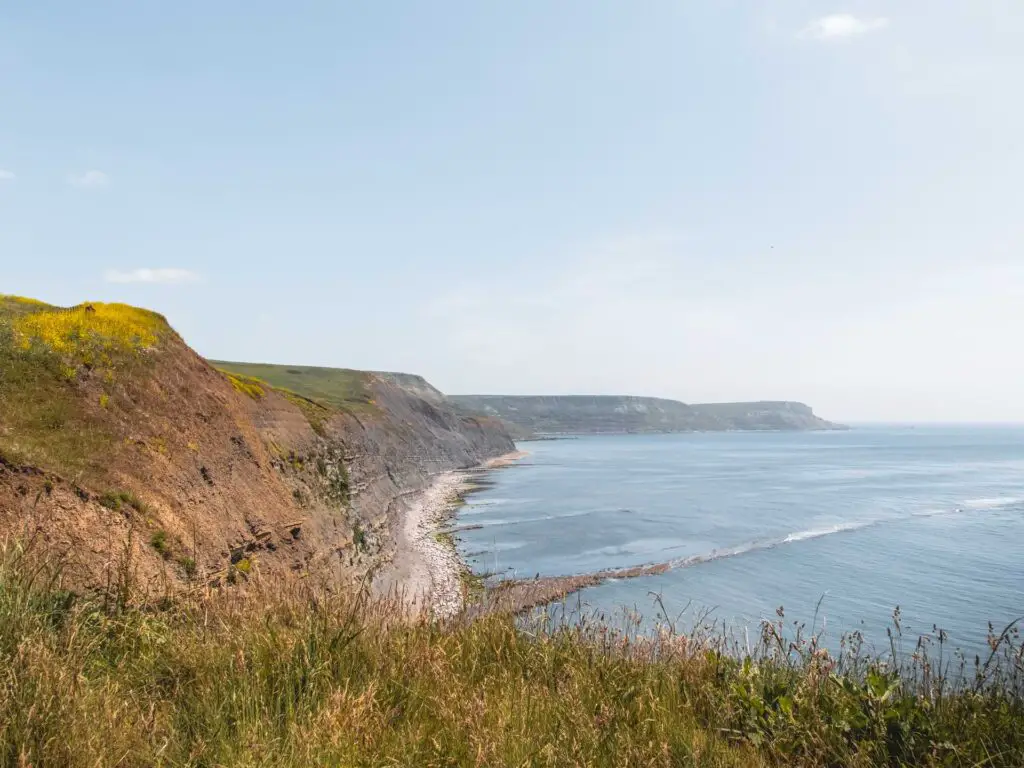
800,14,889,40
104,268,200,285
0,169,15,181
68,170,110,189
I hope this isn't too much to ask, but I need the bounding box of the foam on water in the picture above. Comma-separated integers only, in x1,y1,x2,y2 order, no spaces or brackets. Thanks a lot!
781,521,868,543
665,501,1012,572
962,497,1023,509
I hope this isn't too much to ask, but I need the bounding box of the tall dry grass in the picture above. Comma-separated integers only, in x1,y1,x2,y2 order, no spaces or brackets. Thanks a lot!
1,538,1022,767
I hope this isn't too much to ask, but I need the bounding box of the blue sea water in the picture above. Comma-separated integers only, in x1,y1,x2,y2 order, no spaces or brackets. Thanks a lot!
455,426,1024,655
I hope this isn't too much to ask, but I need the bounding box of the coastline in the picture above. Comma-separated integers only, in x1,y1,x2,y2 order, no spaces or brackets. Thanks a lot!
394,448,677,620
396,450,529,619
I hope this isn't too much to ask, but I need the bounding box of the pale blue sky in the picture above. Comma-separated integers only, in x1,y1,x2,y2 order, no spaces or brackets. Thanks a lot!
3,2,1023,421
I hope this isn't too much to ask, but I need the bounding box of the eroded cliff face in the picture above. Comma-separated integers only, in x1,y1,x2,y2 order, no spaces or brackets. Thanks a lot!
0,298,513,595
320,375,513,575
210,362,514,576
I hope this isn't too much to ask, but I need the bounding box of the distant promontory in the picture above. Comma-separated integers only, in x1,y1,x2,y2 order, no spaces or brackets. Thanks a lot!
447,395,845,437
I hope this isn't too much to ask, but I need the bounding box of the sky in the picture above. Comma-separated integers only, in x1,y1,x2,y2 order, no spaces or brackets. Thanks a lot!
2,2,1023,422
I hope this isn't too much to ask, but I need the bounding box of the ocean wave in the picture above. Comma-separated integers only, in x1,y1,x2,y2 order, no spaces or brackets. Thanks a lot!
668,499,1012,571
962,497,1023,510
581,538,689,559
669,520,880,569
782,522,868,543
463,507,623,529
466,498,512,507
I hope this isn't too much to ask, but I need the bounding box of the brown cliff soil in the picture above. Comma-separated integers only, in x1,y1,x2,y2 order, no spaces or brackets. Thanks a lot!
0,296,513,598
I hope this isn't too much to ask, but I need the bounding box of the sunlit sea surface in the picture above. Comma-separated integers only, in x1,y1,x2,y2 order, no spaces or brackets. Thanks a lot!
455,426,1024,655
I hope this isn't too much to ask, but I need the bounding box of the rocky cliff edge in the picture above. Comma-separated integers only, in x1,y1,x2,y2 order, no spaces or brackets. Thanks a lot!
0,296,513,595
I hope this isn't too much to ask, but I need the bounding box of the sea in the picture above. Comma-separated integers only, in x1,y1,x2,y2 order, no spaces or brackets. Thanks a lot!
455,425,1024,656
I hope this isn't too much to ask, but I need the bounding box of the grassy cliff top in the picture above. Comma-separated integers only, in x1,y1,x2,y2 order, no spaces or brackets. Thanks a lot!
1,295,170,364
0,296,175,473
211,361,377,412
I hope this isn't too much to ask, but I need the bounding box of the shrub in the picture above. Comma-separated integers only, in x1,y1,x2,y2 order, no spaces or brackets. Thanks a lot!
223,371,265,399
179,557,197,579
97,492,121,511
352,523,366,551
97,490,148,514
150,530,169,558
13,302,167,367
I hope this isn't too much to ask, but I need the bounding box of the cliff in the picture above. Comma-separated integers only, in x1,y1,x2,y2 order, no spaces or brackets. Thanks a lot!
371,371,447,403
450,395,705,435
449,395,843,435
0,296,513,593
689,401,840,431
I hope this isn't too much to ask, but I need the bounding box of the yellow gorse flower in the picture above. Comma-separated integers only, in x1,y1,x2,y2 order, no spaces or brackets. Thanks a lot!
13,302,167,363
223,372,266,399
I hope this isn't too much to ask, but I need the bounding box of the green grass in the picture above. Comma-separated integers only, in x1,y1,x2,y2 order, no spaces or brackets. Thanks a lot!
97,489,148,515
0,542,1021,767
0,296,170,477
150,529,170,558
278,388,333,436
0,314,113,474
221,370,266,400
3,295,169,367
212,360,377,413
352,522,367,551
178,556,197,579
0,294,54,319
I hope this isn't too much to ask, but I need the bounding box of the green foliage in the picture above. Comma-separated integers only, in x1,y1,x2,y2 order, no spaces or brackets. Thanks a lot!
0,295,166,477
316,454,350,506
352,523,367,551
9,299,169,369
0,295,54,319
221,371,265,400
96,492,120,510
97,490,148,514
278,388,332,436
211,360,377,413
149,530,169,558
332,462,350,505
0,322,111,474
179,557,197,579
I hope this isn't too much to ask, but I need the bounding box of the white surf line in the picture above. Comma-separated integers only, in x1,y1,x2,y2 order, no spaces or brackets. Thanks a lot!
666,499,1018,572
